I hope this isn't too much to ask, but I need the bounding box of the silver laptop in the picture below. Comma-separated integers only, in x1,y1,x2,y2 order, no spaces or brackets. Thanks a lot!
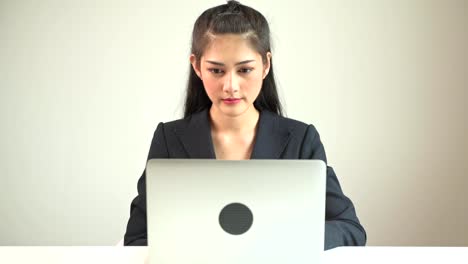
146,159,326,264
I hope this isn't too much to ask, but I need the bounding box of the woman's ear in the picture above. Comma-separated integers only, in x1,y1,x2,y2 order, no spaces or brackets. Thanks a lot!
263,52,272,79
190,54,203,80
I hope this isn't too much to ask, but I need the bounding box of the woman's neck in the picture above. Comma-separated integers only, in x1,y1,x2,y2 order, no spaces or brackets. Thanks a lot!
209,106,260,134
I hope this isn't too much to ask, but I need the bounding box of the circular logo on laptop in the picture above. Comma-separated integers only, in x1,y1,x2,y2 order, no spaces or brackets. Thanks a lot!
219,203,253,235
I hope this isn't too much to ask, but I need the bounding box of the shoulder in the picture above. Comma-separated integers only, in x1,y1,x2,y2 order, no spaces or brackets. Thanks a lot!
262,110,319,139
261,111,325,160
157,110,209,133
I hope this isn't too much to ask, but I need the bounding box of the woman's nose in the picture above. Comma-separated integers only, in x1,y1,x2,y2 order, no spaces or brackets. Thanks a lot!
222,72,239,94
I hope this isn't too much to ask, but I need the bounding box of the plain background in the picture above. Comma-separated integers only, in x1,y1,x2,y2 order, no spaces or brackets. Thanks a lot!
1,0,467,246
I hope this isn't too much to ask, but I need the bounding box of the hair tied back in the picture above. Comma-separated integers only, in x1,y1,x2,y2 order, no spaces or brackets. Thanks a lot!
225,0,242,14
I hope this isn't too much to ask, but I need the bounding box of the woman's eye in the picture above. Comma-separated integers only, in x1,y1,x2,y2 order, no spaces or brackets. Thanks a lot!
207,68,253,75
239,68,253,73
208,68,224,74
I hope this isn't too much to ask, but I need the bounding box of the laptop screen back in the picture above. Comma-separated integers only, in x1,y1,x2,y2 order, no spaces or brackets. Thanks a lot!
146,159,326,264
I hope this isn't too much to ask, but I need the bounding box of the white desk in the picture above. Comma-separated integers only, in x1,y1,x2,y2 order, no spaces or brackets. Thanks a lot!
325,247,468,264
0,246,467,264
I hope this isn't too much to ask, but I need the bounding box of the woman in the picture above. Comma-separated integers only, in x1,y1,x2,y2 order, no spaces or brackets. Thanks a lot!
124,0,366,250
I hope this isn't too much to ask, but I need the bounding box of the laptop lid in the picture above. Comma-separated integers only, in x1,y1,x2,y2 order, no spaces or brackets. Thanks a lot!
146,159,326,264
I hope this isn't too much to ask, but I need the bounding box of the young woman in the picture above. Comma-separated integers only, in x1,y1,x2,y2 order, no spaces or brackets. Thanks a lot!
124,0,366,250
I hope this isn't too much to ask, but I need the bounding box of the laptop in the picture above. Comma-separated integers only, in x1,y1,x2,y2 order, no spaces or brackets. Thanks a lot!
145,159,326,264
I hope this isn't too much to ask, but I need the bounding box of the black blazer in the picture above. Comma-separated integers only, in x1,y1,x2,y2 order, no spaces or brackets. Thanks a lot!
124,109,367,250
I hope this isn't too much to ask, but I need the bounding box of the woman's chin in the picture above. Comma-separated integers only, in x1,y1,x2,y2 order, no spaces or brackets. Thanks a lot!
213,104,252,118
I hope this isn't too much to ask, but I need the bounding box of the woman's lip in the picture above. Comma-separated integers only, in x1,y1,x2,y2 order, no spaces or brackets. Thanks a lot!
222,98,241,104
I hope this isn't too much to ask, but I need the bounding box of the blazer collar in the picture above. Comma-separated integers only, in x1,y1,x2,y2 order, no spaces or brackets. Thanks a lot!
173,109,292,159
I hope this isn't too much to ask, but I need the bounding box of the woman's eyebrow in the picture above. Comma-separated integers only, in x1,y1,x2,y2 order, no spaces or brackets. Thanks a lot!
205,60,255,66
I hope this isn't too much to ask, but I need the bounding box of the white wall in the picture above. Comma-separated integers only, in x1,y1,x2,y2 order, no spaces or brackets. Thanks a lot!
1,0,467,246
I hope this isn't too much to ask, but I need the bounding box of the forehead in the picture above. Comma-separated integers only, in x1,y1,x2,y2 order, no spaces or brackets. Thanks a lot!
203,33,260,60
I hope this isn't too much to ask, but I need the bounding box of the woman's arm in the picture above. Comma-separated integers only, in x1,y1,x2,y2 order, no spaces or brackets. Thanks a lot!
124,122,169,246
300,125,367,250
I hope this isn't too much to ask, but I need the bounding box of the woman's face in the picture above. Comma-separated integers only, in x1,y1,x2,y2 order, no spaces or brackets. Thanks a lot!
190,34,271,118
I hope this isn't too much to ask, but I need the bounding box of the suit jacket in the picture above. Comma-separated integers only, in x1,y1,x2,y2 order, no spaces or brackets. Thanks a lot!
124,109,367,250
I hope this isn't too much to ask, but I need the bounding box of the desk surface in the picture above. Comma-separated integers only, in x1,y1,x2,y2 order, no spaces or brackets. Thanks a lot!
327,247,468,264
0,246,467,264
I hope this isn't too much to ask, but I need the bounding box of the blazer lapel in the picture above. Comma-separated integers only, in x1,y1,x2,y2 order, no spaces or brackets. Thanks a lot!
173,109,216,159
250,111,292,159
173,109,291,159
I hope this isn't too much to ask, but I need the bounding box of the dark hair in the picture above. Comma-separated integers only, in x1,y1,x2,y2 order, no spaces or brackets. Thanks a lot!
183,0,283,118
